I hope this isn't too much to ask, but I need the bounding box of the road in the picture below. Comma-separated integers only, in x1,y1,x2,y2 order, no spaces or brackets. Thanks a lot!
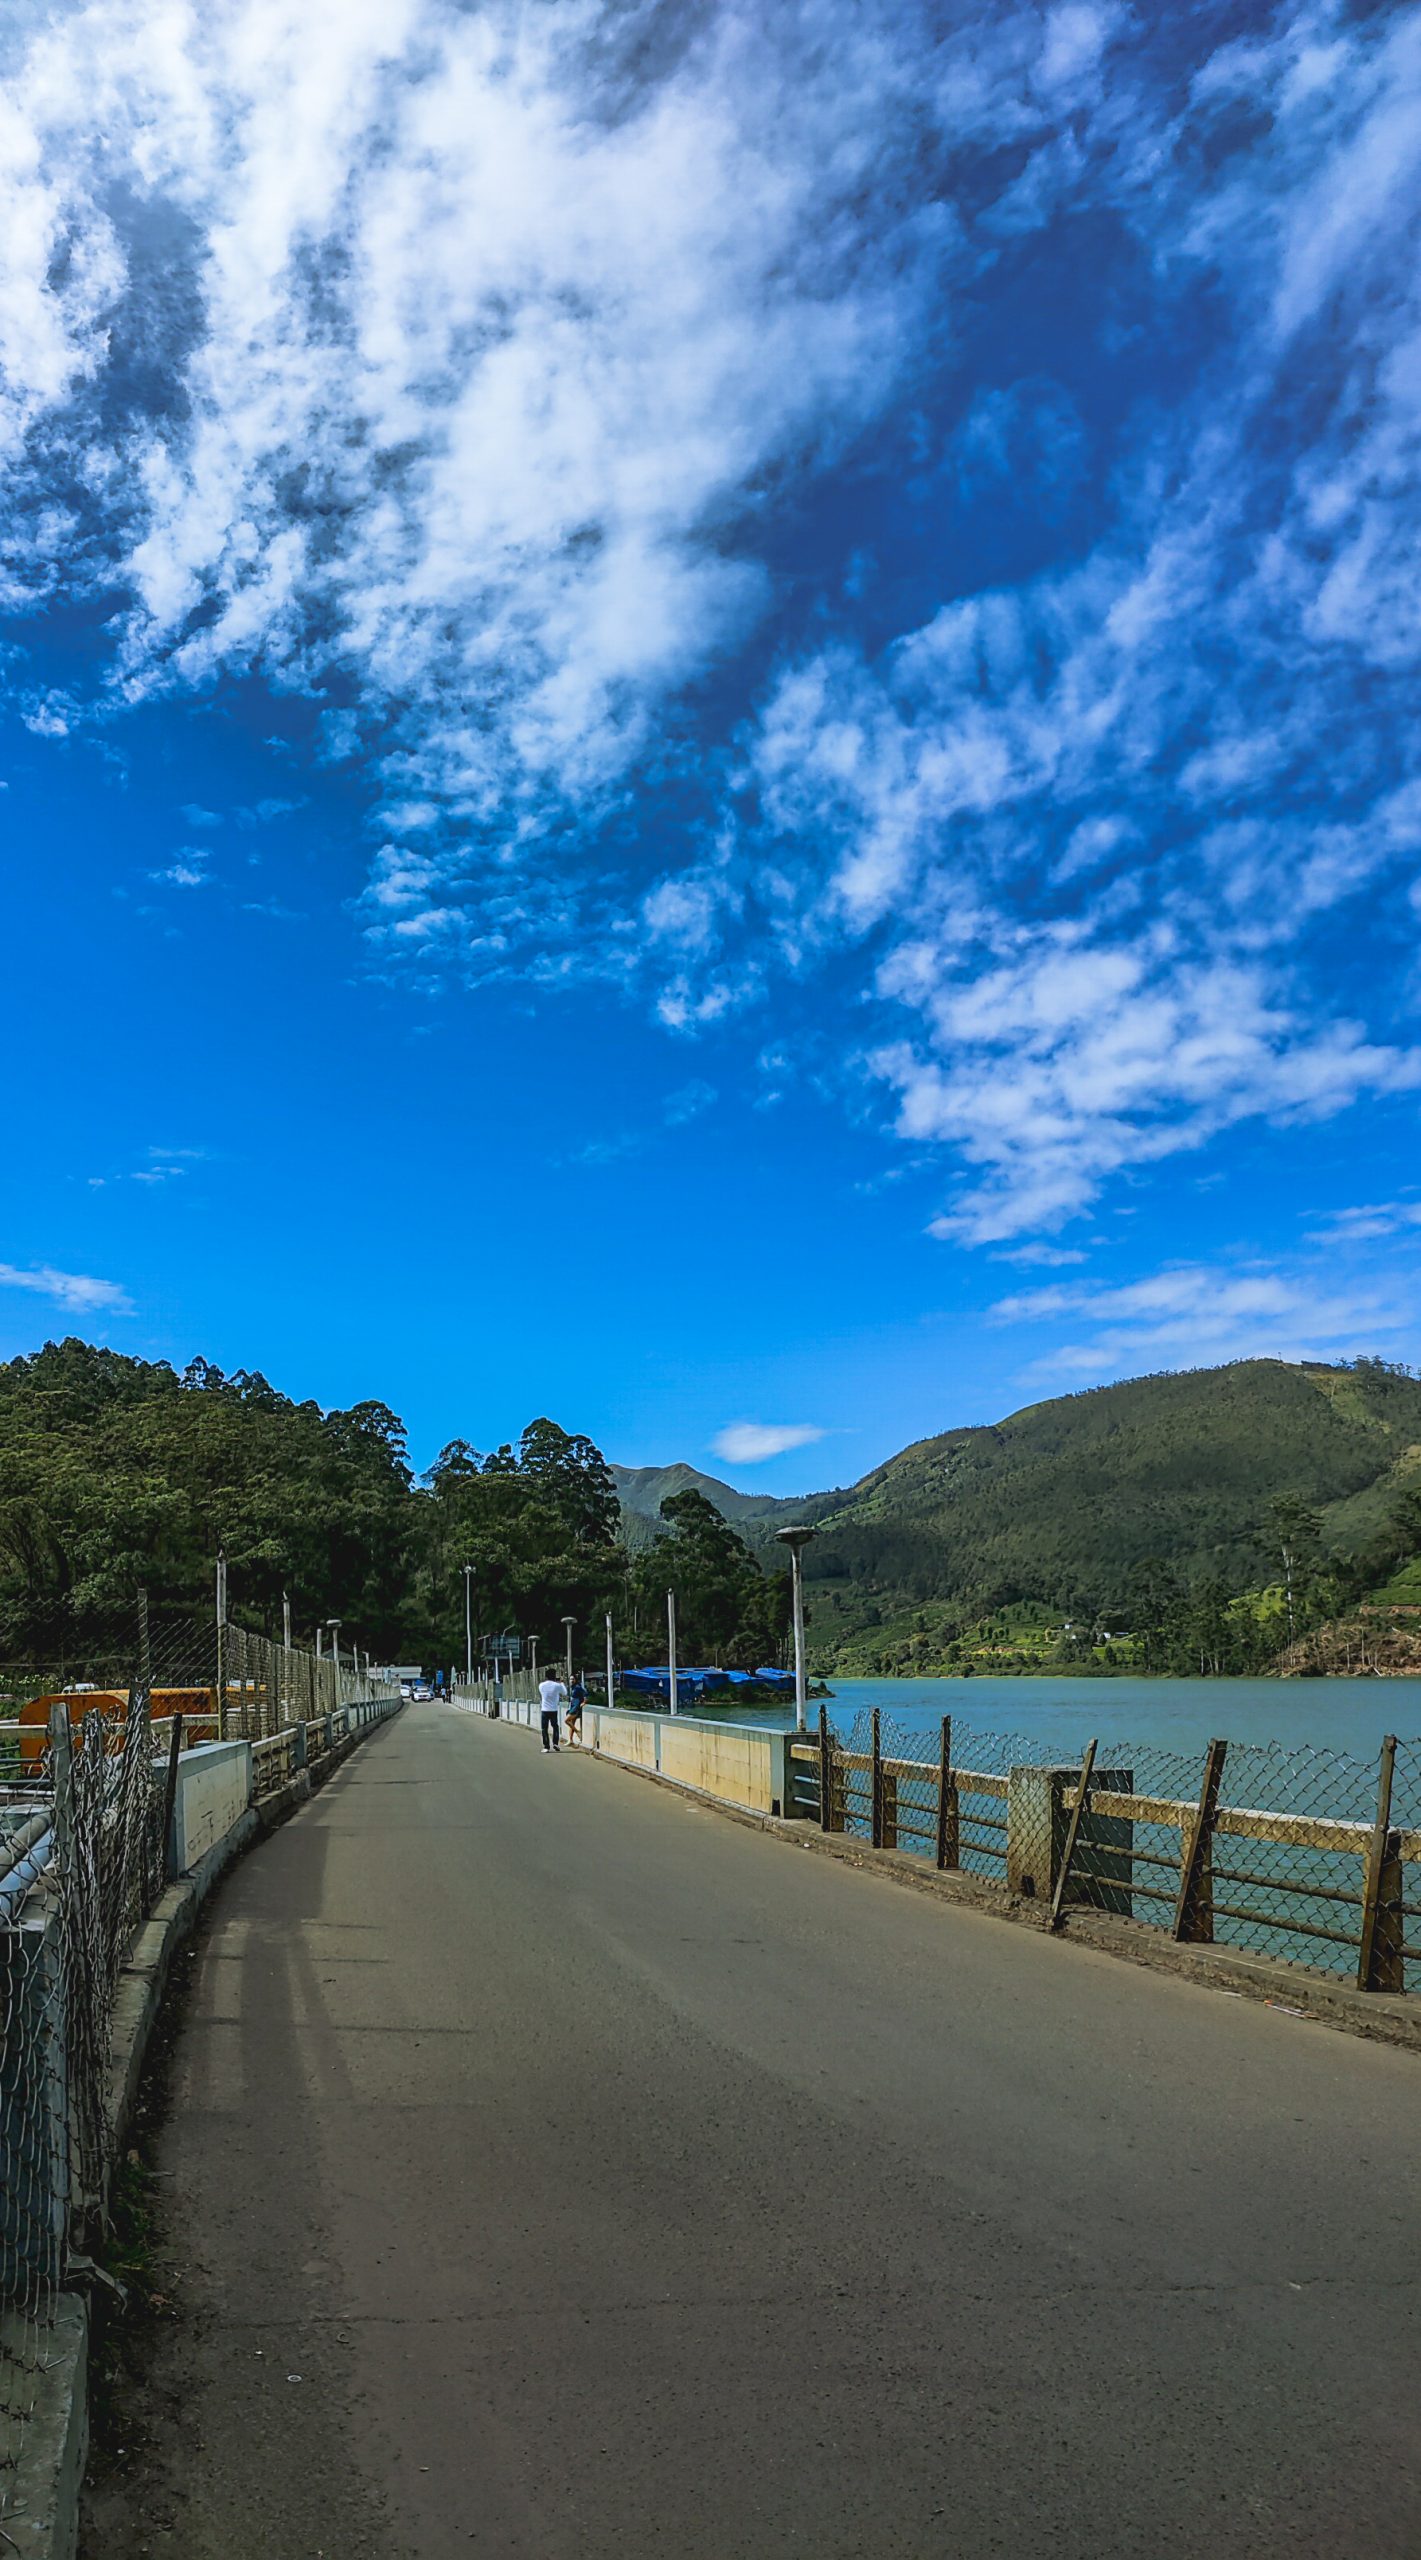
82,1701,1421,2559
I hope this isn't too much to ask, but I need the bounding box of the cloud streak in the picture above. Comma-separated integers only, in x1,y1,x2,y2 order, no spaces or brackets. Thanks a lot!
0,1263,132,1315
713,1422,824,1467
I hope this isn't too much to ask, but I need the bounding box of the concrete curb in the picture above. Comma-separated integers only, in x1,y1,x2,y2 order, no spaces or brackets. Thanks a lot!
13,1710,398,2560
538,1721,1421,2058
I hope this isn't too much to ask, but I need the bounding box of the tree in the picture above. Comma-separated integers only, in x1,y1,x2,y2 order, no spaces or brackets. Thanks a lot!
1260,1497,1322,1641
634,1489,789,1668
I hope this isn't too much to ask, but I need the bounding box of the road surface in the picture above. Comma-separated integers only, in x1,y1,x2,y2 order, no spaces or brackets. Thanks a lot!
82,1702,1421,2558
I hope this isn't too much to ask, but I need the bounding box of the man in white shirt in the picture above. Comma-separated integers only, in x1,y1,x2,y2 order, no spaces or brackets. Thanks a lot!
538,1675,565,1753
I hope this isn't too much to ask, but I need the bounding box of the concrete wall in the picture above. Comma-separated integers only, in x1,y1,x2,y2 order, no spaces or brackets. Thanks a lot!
168,1740,253,1873
579,1708,792,1818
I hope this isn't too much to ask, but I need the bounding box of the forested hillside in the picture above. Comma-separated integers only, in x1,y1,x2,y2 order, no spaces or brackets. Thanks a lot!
0,1340,788,1677
612,1462,789,1548
4,1341,1419,1682
793,1359,1421,1671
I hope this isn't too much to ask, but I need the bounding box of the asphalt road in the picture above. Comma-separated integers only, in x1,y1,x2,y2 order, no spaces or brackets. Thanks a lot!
83,1702,1421,2559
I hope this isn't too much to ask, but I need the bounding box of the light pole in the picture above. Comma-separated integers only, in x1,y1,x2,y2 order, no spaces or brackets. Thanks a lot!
463,1562,474,1686
327,1619,342,1698
531,1637,539,1685
775,1526,817,1734
282,1591,292,1652
667,1588,679,1717
562,1615,576,1689
605,1609,615,1718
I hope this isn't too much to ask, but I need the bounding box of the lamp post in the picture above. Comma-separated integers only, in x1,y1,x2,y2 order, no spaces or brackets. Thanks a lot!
667,1588,679,1717
562,1615,576,1689
605,1610,615,1718
327,1619,342,1700
282,1591,292,1652
463,1562,474,1687
774,1526,817,1734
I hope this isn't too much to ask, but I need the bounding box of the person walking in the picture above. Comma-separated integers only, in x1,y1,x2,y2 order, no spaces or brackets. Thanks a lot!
566,1674,586,1745
538,1672,566,1753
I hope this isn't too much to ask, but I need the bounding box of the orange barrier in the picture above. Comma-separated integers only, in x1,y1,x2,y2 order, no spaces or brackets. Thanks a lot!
12,1687,219,1770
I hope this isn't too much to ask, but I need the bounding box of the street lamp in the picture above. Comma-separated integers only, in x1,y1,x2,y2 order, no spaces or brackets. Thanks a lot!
463,1562,474,1687
562,1614,576,1689
326,1619,342,1694
605,1609,615,1718
667,1588,679,1717
774,1526,817,1733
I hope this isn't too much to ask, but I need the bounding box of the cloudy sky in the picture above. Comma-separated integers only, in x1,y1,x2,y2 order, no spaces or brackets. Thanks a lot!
2,0,1419,1481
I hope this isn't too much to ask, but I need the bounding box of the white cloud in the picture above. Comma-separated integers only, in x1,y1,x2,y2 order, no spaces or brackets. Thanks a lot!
0,0,1419,1247
149,855,209,888
1306,1200,1421,1245
0,1262,132,1314
989,1256,1417,1380
712,1422,825,1466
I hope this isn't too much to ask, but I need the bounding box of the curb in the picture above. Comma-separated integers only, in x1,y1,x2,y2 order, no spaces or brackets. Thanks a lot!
516,1720,1421,2057
11,1711,398,2560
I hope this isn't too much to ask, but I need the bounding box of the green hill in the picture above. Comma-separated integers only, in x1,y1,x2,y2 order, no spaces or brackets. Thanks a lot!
611,1462,794,1551
626,1361,1421,1672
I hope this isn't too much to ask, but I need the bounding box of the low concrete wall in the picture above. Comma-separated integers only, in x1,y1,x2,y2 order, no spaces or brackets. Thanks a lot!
578,1707,794,1818
167,1740,253,1873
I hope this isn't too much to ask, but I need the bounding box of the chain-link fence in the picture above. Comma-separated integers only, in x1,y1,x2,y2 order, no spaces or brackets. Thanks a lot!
1,1608,398,2515
796,1707,1421,1993
1,1728,65,2517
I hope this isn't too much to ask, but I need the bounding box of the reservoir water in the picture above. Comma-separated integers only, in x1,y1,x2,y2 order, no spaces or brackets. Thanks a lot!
737,1672,1421,1760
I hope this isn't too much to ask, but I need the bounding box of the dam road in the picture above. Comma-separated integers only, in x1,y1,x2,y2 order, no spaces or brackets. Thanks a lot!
83,1700,1421,2559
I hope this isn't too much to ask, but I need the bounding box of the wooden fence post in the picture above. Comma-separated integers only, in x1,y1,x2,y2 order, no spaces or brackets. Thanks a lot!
870,1708,883,1850
1173,1739,1228,1943
1049,1740,1098,1930
1359,1736,1403,1992
935,1716,957,1870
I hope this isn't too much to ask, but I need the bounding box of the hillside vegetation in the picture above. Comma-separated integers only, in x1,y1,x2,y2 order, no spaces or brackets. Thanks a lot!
0,1340,788,1679
5,1342,1420,1683
791,1358,1421,1672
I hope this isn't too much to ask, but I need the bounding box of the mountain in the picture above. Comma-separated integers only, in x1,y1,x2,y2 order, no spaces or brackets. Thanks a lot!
611,1462,797,1551
624,1360,1421,1669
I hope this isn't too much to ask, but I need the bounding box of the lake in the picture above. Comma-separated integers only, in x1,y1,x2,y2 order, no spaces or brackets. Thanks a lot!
731,1672,1421,1763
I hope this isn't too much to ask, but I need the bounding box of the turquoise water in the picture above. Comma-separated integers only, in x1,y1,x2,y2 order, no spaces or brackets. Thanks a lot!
722,1673,1421,1760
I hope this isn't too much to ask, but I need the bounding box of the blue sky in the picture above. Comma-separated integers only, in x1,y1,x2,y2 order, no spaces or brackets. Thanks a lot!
2,0,1420,1488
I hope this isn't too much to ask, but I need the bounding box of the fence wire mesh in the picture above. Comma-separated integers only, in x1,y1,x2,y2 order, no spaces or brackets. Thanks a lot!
816,1708,1421,1989
0,1734,63,2501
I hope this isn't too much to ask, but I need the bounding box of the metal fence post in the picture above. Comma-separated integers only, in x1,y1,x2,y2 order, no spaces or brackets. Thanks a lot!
1359,1736,1403,1992
870,1708,883,1850
1049,1740,1098,1929
935,1716,956,1870
1173,1739,1227,1943
162,1714,184,1878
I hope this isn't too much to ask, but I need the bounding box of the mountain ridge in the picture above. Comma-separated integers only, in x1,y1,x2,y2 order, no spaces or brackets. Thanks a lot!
617,1357,1421,1667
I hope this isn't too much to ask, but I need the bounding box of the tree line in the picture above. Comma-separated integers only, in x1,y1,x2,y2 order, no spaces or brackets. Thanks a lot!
0,1339,789,1678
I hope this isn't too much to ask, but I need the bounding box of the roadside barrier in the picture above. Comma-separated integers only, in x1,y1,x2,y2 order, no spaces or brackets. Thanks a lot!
0,1614,401,2523
793,1709,1421,1993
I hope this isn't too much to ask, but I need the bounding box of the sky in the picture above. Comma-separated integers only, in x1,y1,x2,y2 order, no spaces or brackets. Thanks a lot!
2,0,1420,1490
